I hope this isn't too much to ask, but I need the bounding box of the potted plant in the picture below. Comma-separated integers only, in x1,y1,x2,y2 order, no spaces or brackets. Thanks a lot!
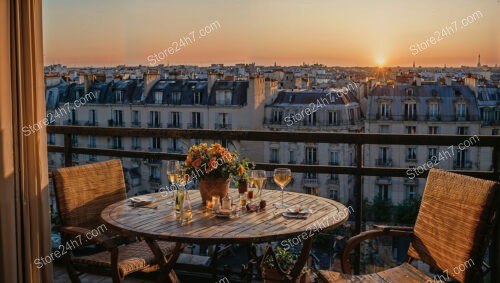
261,247,310,283
232,157,254,193
184,143,246,204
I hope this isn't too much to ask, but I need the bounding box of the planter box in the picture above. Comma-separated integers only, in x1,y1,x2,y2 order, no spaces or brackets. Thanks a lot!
262,267,310,283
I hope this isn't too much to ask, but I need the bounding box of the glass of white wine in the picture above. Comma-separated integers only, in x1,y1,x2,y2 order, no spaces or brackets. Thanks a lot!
251,170,267,199
166,160,182,207
273,168,292,208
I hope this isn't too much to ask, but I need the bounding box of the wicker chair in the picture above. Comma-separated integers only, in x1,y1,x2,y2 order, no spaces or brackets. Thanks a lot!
318,169,499,283
52,159,176,283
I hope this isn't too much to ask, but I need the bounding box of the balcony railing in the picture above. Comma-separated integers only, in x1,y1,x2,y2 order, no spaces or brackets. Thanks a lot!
108,120,125,127
264,119,362,128
145,158,162,165
148,123,163,128
453,160,473,170
85,121,98,126
168,147,183,153
376,176,392,184
167,123,182,129
215,123,232,130
405,156,417,162
46,125,500,276
131,121,141,127
188,123,204,129
369,114,480,122
403,115,418,121
63,120,81,125
375,158,392,167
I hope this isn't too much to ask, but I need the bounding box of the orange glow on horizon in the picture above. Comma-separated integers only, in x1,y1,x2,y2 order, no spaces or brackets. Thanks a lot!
42,0,500,67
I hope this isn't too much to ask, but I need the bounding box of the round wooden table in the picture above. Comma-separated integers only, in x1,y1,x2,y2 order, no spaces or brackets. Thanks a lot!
101,189,349,282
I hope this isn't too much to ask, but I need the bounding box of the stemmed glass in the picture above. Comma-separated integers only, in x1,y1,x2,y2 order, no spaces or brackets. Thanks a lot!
166,160,183,206
250,170,267,199
273,168,292,208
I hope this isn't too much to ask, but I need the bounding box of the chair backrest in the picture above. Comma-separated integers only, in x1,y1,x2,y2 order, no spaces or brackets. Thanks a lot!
407,169,498,283
52,159,127,230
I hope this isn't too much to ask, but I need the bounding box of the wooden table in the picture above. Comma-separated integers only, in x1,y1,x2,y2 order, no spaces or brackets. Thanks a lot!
101,189,349,282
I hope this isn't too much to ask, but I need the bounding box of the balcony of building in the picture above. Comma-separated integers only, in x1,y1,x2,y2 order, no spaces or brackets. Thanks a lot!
453,160,473,170
375,176,392,185
188,123,204,129
131,121,142,127
147,122,163,128
45,125,500,282
375,158,392,167
84,120,99,126
167,123,182,129
108,120,125,127
214,123,232,130
63,119,82,126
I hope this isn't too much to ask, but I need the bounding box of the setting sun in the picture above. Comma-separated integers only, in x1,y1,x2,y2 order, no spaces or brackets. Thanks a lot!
376,56,385,67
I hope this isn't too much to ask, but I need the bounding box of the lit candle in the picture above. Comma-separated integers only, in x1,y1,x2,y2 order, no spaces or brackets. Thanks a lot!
212,196,221,212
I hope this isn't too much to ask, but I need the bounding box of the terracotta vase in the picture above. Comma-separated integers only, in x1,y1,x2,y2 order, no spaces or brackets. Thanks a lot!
198,178,230,205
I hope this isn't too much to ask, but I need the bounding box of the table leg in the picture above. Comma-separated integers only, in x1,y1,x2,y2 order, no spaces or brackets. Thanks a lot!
210,244,221,281
288,237,313,281
146,239,183,283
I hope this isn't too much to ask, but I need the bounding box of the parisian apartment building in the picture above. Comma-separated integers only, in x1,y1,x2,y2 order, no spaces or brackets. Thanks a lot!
364,76,499,204
45,68,500,204
45,71,270,195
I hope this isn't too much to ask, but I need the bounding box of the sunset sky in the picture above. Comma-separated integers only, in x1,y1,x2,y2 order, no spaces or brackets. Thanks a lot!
43,0,500,67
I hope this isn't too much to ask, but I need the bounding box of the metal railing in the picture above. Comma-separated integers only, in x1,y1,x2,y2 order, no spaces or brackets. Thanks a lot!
46,125,500,277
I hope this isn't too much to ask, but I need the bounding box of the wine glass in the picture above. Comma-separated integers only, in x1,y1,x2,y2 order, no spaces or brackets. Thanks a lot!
273,168,292,208
251,170,267,199
166,160,182,206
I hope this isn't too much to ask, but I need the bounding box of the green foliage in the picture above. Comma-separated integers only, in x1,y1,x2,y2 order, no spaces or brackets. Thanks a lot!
263,247,296,271
394,196,421,224
368,193,393,223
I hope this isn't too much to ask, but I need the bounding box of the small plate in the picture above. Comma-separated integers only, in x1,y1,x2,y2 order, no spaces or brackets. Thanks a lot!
286,206,313,215
129,196,155,206
214,212,231,218
282,212,311,219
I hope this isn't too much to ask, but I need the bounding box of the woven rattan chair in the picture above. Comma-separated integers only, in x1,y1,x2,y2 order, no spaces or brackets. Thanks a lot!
318,169,499,283
52,159,176,283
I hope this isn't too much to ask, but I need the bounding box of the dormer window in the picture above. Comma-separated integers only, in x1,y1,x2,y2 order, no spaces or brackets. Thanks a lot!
429,103,439,120
115,90,124,103
171,92,181,104
216,90,232,105
404,102,417,120
193,92,202,104
379,102,391,119
456,103,467,119
154,91,163,104
272,110,283,123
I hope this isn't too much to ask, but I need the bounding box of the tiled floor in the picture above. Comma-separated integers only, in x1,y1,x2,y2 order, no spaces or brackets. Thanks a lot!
53,264,155,283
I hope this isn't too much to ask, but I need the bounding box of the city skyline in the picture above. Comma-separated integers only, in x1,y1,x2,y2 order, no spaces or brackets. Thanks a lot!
43,0,500,67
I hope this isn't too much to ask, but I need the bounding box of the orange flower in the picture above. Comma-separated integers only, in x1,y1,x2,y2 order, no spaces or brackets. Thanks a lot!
209,157,218,169
192,158,202,168
185,155,192,166
237,164,245,176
